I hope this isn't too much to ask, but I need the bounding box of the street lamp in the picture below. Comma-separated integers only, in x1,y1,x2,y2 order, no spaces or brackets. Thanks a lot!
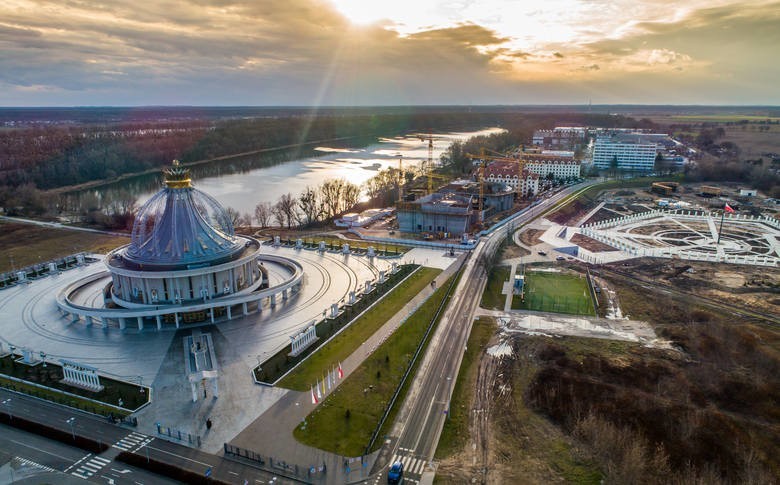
66,417,76,440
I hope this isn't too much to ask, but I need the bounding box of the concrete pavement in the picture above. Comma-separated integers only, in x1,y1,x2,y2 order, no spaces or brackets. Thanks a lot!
229,256,464,484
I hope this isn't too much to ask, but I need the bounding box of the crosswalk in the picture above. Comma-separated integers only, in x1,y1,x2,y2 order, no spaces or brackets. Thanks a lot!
372,447,427,484
69,454,111,479
112,431,153,452
14,456,56,472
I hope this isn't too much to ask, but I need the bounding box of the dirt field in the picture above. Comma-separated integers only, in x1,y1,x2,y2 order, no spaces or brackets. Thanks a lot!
518,228,545,247
569,233,618,253
0,222,128,272
607,258,780,316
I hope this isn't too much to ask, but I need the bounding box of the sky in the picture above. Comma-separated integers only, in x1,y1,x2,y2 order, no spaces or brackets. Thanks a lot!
0,0,778,106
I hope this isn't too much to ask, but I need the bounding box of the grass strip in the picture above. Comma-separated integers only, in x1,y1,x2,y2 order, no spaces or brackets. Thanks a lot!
435,316,497,459
293,271,458,456
277,267,441,391
480,266,510,310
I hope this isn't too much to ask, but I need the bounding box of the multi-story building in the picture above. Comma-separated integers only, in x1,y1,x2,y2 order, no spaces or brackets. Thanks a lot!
593,136,657,172
524,156,581,180
532,126,587,149
483,161,540,197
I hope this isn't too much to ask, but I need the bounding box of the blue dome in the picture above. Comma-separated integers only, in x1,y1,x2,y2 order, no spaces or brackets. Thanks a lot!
124,163,244,268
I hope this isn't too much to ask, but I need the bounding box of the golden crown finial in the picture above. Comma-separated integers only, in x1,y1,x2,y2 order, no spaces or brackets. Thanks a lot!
164,159,191,189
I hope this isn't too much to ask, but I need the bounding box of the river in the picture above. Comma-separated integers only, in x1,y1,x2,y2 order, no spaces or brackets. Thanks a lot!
90,127,503,215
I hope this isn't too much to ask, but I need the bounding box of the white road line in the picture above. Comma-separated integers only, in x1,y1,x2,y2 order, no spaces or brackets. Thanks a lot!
82,462,101,472
72,472,90,479
77,467,93,476
92,456,111,464
146,445,214,468
409,458,419,473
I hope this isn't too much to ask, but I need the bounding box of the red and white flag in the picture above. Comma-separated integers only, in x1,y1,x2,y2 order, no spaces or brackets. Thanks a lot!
338,362,344,379
311,385,318,404
316,381,322,400
724,204,735,213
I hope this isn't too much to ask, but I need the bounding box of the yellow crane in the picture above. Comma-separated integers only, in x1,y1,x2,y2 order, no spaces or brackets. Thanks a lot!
397,154,404,202
466,150,529,225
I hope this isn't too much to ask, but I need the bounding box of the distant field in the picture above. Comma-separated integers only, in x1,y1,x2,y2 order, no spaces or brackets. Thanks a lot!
0,222,128,272
668,115,780,123
721,125,780,157
513,270,595,316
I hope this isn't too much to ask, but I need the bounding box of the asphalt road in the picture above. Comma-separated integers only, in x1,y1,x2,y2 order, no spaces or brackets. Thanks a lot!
0,387,295,484
371,182,597,484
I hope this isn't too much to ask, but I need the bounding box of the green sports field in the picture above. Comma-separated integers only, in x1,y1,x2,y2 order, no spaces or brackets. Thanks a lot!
512,271,595,316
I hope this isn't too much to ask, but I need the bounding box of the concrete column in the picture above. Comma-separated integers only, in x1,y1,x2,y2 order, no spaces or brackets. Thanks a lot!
137,316,144,331
85,315,93,327
243,302,248,315
100,317,108,328
211,307,216,322
72,313,80,323
119,318,126,330
256,300,262,314
175,313,180,328
282,289,288,301
212,378,219,398
156,315,162,330
270,294,276,308
191,381,199,402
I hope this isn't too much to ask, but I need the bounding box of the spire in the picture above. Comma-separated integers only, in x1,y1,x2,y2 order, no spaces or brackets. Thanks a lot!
164,159,192,189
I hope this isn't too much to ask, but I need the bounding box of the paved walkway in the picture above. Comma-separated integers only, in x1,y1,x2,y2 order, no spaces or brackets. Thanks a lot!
229,256,465,484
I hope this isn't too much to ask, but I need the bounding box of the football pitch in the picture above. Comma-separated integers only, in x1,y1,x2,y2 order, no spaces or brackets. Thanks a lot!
512,271,595,316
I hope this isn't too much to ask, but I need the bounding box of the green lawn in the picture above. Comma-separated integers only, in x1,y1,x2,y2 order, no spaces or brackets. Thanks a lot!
293,273,457,456
277,267,441,391
480,266,510,310
435,316,497,459
512,271,595,316
0,355,150,417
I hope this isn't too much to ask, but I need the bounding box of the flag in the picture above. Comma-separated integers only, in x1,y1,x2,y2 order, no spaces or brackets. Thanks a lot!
316,381,322,400
311,385,318,404
338,362,344,379
326,371,331,391
321,377,326,396
724,204,735,213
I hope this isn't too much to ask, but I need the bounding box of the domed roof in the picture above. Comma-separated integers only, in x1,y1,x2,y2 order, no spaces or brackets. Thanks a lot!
123,161,244,268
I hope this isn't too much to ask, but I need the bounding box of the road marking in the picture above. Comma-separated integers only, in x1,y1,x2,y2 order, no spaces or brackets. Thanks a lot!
7,438,74,461
146,444,214,468
101,476,116,485
229,471,239,475
14,457,56,472
64,453,91,472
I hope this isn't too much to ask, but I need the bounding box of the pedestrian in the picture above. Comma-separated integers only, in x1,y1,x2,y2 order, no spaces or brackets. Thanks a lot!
206,418,212,430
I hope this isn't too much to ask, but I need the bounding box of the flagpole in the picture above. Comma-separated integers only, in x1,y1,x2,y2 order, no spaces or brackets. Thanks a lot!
717,210,725,245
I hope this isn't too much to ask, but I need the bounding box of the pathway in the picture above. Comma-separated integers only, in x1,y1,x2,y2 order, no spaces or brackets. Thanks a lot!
228,256,465,484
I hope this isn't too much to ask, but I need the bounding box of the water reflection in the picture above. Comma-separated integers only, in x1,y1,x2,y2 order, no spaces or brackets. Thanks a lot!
81,127,503,214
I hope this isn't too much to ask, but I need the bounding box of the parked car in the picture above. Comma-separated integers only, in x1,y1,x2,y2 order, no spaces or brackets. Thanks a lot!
537,251,547,256
556,256,565,261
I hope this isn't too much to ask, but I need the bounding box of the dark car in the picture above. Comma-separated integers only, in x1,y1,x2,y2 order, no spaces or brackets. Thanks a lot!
388,460,404,484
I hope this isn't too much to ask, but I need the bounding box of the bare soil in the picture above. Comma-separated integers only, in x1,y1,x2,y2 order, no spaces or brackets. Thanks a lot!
0,222,128,272
569,234,619,253
518,228,545,247
606,258,780,316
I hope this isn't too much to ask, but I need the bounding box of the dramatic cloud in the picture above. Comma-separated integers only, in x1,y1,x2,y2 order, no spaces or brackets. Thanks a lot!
0,0,776,105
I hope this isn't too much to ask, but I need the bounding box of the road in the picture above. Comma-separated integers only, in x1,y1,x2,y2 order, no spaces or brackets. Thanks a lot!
0,388,294,484
371,182,598,484
0,422,177,484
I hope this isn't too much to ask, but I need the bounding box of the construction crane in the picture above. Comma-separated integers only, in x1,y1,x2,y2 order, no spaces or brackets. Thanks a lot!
467,151,527,197
418,133,434,194
397,154,404,202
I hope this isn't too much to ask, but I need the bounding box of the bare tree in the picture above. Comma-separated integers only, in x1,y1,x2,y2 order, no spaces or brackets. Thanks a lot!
254,201,272,227
271,202,286,228
275,193,298,229
298,186,321,226
225,207,242,227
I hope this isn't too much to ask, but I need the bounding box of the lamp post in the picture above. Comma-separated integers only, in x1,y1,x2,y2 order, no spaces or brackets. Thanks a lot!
66,417,76,440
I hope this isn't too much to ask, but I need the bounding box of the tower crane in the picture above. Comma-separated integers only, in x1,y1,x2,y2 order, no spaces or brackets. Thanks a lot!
466,150,529,224
418,133,434,194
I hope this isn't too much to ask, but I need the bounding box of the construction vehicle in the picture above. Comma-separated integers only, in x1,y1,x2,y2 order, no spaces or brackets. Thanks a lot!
700,185,722,198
